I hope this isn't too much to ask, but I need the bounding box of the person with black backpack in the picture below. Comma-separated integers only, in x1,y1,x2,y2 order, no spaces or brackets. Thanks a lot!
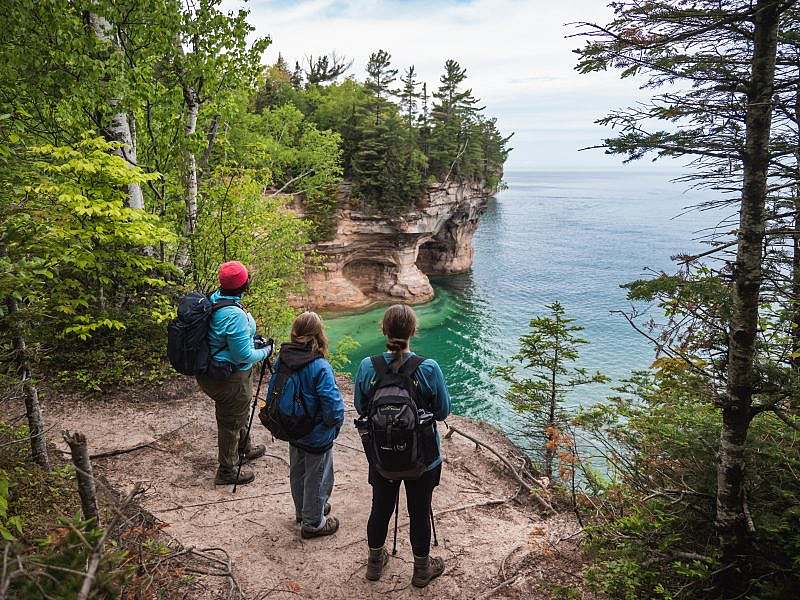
194,261,271,486
354,304,451,588
262,311,344,539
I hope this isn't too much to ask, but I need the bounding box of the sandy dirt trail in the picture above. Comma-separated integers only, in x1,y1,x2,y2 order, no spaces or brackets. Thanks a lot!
44,377,583,600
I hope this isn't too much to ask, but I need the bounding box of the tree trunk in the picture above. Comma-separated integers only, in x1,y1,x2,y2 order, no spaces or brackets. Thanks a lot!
183,85,200,238
200,113,220,174
546,321,559,481
5,299,50,470
173,32,202,271
716,0,780,591
87,12,145,210
174,87,199,271
62,431,100,525
792,74,800,370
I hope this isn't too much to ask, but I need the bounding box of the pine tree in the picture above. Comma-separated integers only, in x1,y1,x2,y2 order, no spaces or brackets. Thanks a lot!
429,59,484,181
364,49,398,125
398,66,421,127
305,53,352,86
291,61,303,88
496,303,606,480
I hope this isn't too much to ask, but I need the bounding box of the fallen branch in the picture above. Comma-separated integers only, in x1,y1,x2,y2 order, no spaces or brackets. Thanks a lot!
184,547,243,599
154,490,291,513
89,421,193,460
475,574,519,600
264,453,289,465
431,497,510,519
334,497,513,550
443,424,555,514
500,543,526,581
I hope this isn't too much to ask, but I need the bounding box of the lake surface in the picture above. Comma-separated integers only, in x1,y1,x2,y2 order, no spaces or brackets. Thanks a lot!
325,170,725,433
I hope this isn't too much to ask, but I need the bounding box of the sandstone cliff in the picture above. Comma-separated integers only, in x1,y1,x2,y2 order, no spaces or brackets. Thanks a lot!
301,180,493,312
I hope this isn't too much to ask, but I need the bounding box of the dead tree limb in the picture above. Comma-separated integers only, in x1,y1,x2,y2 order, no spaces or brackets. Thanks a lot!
62,431,99,525
88,421,193,459
443,424,555,514
155,489,292,513
475,574,519,600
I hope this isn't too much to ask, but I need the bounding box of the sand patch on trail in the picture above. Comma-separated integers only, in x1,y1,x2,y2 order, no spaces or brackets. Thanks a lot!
43,376,586,599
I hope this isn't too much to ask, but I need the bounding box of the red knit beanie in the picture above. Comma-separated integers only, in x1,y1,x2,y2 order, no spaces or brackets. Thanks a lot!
218,261,249,290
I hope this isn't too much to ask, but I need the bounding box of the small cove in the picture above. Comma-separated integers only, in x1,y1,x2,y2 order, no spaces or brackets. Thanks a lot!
325,170,725,436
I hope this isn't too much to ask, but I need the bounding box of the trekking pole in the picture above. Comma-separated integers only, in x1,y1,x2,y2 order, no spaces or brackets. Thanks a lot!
232,349,272,493
430,507,438,547
392,487,400,555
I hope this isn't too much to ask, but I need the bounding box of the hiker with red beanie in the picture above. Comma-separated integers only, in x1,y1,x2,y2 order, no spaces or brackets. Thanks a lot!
196,261,270,486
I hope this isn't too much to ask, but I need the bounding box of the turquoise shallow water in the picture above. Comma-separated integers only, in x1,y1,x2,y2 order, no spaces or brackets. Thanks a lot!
325,170,723,432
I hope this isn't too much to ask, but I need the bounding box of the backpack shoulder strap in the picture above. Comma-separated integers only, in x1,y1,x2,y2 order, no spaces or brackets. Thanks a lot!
401,355,429,408
370,354,389,379
211,298,244,312
399,355,425,377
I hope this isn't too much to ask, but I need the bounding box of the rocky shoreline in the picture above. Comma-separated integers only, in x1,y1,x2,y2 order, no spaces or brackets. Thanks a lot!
298,180,494,312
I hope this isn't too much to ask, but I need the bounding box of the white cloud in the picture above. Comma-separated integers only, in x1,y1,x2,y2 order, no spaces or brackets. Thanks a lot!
227,0,673,170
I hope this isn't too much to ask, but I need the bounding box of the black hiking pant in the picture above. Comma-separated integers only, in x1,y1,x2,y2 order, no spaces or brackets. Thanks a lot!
367,464,441,557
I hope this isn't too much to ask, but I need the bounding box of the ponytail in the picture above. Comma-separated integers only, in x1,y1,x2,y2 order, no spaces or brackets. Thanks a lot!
381,305,417,362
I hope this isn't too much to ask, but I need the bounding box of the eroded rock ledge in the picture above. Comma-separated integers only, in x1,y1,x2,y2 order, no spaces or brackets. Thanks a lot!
301,180,493,312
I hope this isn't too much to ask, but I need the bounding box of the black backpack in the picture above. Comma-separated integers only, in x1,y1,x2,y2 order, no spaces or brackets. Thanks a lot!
355,355,437,480
166,292,242,376
259,346,321,442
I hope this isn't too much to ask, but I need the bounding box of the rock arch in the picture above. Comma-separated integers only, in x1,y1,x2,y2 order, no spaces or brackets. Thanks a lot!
300,181,491,311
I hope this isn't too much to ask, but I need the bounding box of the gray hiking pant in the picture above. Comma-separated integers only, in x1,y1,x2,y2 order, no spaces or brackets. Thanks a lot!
289,446,334,530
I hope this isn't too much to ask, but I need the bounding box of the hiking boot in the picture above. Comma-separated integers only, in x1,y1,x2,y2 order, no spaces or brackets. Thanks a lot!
411,554,445,588
242,444,266,463
365,546,389,581
300,516,339,539
214,466,255,486
296,502,331,524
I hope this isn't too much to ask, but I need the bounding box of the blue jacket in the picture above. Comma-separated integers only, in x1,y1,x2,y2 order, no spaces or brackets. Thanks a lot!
354,352,451,470
207,290,268,372
266,352,344,453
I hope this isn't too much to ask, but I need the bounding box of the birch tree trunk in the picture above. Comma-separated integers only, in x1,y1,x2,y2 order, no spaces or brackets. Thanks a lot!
87,11,145,210
716,0,780,589
183,84,200,239
5,299,50,470
173,33,202,271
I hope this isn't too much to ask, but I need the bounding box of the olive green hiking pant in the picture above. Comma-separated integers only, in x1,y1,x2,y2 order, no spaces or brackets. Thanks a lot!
196,369,254,468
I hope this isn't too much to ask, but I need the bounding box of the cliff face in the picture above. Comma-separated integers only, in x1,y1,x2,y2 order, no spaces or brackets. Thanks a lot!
301,181,492,312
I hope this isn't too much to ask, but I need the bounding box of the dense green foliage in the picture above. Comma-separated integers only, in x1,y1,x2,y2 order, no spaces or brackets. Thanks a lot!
576,363,800,599
0,0,322,393
253,52,512,215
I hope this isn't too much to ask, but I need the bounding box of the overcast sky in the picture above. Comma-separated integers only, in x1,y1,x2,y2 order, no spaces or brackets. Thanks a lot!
226,0,673,172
